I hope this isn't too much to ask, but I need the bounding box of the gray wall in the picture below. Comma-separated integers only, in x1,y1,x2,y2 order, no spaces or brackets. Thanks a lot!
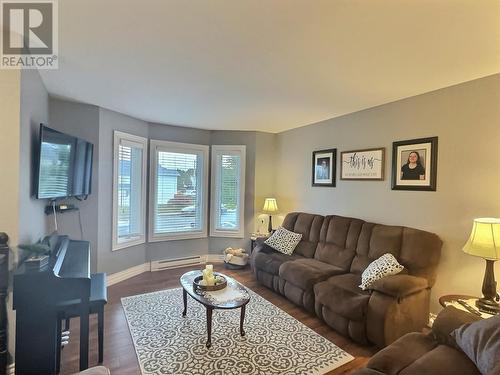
274,74,500,313
49,99,100,271
97,108,149,273
254,132,277,231
18,71,49,245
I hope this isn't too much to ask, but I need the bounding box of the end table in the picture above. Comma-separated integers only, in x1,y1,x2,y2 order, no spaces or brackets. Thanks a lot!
439,294,497,318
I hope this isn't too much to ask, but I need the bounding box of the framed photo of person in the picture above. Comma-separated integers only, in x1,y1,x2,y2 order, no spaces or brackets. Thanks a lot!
391,137,438,191
312,148,337,187
340,148,385,180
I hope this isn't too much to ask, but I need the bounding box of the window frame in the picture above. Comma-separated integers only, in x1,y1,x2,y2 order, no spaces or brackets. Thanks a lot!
149,139,209,242
112,131,148,251
210,145,246,238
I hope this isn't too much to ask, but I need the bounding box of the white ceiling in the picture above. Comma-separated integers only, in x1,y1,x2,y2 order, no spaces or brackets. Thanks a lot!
40,0,500,133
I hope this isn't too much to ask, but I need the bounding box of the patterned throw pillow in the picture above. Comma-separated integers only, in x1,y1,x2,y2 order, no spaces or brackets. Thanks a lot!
264,227,302,255
359,253,404,290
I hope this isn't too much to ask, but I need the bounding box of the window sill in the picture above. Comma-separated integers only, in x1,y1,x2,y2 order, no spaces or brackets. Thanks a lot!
148,231,208,242
209,230,244,239
112,237,145,251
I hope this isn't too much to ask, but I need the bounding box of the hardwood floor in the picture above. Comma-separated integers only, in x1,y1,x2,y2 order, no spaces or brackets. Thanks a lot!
59,265,376,375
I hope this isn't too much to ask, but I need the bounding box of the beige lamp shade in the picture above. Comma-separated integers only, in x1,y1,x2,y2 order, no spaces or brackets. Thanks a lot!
262,198,279,214
462,218,500,260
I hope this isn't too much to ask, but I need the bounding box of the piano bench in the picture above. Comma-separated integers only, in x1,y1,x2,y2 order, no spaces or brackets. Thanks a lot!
57,273,107,372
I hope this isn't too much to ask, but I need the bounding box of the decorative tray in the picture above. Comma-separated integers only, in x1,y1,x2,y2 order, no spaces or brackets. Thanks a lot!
193,273,227,294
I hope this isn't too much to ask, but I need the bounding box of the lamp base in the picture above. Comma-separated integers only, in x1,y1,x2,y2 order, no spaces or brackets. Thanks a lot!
478,259,499,315
476,298,500,315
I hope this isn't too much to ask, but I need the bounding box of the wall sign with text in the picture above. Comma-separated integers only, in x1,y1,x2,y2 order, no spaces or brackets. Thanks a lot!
340,148,385,180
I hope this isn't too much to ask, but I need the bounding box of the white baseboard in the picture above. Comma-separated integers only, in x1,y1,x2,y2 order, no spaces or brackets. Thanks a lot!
206,254,224,263
107,254,225,287
151,256,205,271
107,262,150,286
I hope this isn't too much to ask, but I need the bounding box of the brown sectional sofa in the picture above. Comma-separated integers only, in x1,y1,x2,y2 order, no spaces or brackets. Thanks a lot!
251,212,442,347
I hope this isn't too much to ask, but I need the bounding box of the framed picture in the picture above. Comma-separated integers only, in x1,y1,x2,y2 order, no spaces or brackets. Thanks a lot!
312,148,336,187
391,137,438,191
340,148,385,180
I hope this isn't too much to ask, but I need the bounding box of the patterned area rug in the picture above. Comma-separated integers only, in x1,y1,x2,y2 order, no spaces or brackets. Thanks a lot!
122,287,354,375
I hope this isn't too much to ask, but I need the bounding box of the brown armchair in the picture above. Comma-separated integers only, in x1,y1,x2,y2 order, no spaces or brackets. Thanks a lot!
353,307,484,375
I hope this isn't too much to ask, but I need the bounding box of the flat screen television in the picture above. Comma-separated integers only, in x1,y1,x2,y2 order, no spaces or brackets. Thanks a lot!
35,124,94,199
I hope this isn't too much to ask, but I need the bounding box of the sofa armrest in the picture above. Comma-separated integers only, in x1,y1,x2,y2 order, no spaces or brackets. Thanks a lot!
255,236,268,246
370,274,429,298
431,306,481,346
250,242,275,270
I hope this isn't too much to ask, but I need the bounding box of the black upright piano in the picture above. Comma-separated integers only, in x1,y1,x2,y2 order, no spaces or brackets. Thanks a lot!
13,235,91,375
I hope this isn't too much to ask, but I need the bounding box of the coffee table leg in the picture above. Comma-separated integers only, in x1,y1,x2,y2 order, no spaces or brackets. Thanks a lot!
240,305,246,336
182,289,187,317
206,307,213,348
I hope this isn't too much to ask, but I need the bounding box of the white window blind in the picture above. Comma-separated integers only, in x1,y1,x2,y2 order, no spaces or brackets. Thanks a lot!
150,140,209,241
112,131,147,250
210,145,246,238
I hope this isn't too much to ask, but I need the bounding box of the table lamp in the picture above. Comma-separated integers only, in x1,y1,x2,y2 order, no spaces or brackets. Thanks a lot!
462,218,500,314
262,198,278,234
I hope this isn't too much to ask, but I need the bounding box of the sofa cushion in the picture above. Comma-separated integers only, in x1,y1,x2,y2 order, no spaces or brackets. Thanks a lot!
370,274,428,298
351,224,403,274
365,332,438,374
361,332,481,375
253,249,303,275
264,227,302,255
452,314,500,375
399,345,481,375
314,215,364,269
351,224,442,288
281,212,324,258
314,273,371,321
279,258,345,291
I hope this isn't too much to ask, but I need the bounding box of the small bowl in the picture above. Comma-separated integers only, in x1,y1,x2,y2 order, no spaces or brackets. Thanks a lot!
193,273,227,294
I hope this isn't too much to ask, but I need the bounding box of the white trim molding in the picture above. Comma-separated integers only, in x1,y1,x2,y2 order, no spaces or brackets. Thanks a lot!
210,145,246,238
206,254,225,263
106,255,225,287
112,131,148,251
107,263,150,286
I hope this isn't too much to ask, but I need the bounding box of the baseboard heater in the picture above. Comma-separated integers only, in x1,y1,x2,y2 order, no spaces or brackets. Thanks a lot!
151,256,206,271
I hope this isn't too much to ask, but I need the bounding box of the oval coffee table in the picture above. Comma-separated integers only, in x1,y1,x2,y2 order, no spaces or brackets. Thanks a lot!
180,270,250,348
